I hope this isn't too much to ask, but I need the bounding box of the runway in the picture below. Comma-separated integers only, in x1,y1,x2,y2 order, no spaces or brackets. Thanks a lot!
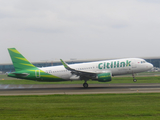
0,83,160,95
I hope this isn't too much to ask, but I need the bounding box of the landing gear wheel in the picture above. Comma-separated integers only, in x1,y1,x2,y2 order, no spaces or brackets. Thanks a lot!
132,73,137,82
83,83,88,88
133,79,137,82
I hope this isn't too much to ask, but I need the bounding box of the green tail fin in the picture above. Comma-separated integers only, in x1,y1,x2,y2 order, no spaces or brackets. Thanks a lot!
8,48,37,71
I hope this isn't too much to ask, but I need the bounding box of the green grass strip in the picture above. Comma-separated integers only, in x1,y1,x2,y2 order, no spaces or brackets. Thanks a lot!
0,93,160,120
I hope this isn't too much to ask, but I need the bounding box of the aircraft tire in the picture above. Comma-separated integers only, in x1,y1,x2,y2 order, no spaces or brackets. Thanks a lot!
83,83,88,88
133,79,137,82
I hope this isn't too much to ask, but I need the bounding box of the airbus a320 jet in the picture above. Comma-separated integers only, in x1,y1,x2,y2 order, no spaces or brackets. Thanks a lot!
7,48,153,88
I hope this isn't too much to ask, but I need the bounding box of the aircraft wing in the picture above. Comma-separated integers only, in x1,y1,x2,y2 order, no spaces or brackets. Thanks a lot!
60,59,97,79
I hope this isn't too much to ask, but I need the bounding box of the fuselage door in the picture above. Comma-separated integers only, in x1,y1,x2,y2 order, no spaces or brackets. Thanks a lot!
35,70,40,78
132,59,137,68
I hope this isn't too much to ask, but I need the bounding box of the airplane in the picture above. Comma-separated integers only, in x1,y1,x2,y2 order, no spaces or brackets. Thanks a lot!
7,48,153,88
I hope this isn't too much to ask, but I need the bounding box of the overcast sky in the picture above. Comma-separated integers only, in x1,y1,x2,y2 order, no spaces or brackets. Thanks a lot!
0,0,160,64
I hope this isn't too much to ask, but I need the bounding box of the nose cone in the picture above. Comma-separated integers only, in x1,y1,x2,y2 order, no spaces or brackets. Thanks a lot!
148,63,153,70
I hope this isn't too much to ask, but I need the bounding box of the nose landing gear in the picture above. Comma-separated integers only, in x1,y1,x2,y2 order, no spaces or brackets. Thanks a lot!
132,73,137,82
83,80,88,88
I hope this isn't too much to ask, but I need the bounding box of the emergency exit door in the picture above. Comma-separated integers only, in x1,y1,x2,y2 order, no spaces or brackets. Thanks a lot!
35,70,40,78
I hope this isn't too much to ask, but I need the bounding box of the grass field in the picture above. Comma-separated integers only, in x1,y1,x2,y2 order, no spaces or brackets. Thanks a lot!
0,93,160,120
0,73,160,120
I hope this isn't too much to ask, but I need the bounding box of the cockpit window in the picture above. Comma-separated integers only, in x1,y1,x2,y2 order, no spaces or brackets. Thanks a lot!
141,61,146,63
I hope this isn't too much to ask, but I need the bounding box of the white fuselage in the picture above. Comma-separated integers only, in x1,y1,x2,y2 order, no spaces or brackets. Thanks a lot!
39,58,153,80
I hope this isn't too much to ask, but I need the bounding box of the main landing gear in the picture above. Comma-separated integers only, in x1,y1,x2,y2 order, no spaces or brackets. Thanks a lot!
83,80,88,88
132,73,137,82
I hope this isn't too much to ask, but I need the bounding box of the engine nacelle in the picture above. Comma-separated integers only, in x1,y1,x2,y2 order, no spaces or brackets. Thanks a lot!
97,72,112,82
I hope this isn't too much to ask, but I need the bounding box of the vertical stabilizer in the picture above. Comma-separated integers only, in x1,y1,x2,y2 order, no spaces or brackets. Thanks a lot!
8,48,37,71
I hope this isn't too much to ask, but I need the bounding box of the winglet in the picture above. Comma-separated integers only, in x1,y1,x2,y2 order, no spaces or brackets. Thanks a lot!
60,59,71,70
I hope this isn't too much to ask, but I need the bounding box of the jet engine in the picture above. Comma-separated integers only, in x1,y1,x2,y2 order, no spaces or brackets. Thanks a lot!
97,72,112,82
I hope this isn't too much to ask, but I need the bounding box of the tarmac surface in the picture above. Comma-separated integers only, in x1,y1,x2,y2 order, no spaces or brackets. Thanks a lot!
0,83,160,95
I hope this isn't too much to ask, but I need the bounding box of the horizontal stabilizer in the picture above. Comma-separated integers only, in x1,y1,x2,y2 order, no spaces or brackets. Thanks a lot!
8,72,29,77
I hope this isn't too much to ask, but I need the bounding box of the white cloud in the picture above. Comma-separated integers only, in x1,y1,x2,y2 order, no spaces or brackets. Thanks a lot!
0,0,160,63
